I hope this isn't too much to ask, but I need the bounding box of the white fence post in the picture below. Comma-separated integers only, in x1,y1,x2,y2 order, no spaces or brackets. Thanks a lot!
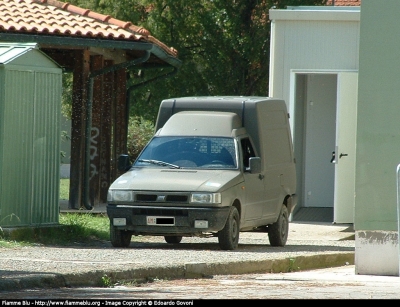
396,164,400,276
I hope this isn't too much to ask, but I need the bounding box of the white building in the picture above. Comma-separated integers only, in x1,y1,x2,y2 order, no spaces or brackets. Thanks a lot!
269,1,399,276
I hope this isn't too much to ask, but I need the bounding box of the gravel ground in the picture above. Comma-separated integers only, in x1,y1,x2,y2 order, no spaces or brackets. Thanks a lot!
0,237,354,275
0,223,355,288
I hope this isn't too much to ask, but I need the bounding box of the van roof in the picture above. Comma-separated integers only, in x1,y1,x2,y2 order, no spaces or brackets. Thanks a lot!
156,96,289,156
158,111,242,137
156,96,285,130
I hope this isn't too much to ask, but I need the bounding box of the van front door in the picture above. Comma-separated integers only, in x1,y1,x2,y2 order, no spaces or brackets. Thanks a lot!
241,138,266,222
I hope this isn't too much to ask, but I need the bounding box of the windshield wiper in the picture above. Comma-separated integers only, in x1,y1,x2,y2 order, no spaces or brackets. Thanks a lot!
137,159,181,169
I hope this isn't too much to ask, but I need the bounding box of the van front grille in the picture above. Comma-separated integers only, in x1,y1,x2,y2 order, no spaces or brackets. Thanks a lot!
135,193,189,203
132,207,188,216
136,194,157,201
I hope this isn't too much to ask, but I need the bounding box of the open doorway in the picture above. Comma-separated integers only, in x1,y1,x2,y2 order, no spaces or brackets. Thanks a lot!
293,73,337,222
291,72,357,224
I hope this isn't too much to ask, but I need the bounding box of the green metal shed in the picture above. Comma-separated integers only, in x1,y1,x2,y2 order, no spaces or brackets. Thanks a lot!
0,43,62,227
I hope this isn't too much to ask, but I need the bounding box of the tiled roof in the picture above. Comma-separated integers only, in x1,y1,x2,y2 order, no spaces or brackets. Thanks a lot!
326,0,361,5
0,0,178,59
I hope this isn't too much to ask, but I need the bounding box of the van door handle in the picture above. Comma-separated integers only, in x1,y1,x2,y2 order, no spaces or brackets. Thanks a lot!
339,153,348,158
330,151,336,163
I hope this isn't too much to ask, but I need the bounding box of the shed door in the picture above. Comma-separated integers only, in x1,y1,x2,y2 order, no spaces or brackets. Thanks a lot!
333,72,358,224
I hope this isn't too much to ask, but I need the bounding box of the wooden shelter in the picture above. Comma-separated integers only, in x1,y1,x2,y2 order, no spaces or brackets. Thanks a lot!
0,0,181,210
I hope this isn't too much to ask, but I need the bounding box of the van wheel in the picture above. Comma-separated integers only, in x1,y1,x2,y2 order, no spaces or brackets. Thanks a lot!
164,236,183,244
218,206,240,250
268,205,289,247
110,225,131,247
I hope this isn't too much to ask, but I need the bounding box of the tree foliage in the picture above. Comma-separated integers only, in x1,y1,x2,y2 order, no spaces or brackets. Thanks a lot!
67,0,327,123
61,72,73,119
126,116,155,161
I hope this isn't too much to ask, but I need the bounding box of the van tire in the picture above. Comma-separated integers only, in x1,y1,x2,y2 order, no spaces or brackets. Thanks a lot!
164,236,183,244
218,206,240,250
110,225,131,247
268,205,289,247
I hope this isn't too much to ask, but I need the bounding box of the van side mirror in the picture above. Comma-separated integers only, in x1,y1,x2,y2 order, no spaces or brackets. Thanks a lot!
248,157,261,174
117,154,131,172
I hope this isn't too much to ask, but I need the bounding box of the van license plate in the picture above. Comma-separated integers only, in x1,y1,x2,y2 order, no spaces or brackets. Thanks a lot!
147,216,175,226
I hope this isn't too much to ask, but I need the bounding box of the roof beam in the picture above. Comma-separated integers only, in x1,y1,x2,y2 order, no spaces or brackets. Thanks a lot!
0,33,152,50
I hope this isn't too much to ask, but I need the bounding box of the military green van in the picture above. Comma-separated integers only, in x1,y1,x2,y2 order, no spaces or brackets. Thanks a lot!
107,96,297,250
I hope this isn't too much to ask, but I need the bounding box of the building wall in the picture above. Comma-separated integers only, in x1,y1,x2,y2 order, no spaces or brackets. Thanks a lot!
269,7,360,110
355,0,399,275
269,7,360,222
269,4,400,275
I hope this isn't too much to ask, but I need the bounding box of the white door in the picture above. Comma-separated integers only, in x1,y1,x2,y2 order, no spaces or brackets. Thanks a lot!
333,72,358,224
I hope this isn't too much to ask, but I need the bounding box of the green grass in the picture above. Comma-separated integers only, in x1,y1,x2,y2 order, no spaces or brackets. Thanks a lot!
60,178,69,200
0,213,110,247
0,179,111,247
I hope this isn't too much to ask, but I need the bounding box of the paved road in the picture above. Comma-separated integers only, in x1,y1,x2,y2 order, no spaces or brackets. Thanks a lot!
2,265,400,299
0,223,355,290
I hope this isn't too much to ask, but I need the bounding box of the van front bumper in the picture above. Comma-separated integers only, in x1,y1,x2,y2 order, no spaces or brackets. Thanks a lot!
107,204,231,235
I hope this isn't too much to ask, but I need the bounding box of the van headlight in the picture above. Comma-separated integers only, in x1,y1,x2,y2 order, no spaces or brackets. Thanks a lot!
107,190,134,202
190,193,221,204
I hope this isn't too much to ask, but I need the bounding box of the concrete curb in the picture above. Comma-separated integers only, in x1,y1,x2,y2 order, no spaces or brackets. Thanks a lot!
0,252,354,291
1,274,66,291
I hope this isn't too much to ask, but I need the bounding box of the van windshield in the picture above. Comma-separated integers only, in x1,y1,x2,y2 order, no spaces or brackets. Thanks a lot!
135,136,237,169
